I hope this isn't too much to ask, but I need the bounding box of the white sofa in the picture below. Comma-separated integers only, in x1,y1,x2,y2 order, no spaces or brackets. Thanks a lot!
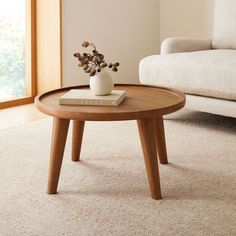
139,0,236,118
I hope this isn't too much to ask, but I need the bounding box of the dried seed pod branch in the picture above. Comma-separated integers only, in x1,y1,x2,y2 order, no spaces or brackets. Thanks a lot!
74,41,120,76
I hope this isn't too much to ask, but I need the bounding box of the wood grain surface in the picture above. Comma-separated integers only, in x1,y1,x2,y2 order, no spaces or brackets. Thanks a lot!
35,84,185,121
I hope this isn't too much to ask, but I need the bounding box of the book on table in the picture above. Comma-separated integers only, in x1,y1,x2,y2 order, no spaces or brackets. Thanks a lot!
59,89,126,106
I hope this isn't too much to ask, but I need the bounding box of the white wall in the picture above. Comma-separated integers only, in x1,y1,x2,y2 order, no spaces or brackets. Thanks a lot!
62,0,214,86
62,0,160,86
160,0,214,42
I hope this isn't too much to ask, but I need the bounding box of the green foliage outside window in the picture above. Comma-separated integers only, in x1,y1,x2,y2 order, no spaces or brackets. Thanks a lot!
0,2,26,101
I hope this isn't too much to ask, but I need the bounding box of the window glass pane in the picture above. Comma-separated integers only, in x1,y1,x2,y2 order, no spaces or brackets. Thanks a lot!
0,0,26,101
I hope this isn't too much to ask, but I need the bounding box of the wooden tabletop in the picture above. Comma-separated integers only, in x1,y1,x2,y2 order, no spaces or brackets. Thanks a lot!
35,84,186,121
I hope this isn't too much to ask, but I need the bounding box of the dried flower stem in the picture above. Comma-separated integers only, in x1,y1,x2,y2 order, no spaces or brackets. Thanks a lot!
89,43,97,51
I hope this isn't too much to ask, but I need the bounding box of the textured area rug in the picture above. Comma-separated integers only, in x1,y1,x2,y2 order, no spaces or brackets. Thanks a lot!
0,111,236,236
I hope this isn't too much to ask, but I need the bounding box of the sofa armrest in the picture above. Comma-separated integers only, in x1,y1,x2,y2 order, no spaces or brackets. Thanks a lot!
161,37,212,55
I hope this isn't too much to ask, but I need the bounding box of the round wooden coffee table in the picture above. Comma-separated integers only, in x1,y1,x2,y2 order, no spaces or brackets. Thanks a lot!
35,84,185,200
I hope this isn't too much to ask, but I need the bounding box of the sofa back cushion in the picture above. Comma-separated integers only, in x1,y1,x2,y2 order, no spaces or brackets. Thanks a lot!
212,0,236,49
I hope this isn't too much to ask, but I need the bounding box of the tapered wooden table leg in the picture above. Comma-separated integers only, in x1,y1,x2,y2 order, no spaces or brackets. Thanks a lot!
155,117,168,164
47,117,70,194
72,120,85,162
137,119,162,200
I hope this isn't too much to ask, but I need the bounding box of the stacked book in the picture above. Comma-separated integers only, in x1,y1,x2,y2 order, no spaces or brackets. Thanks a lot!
59,89,126,106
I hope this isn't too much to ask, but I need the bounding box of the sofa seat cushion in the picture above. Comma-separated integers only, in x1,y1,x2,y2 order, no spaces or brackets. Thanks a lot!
139,50,236,101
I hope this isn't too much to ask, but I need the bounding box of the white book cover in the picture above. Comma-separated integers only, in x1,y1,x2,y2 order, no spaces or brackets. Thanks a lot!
59,89,126,106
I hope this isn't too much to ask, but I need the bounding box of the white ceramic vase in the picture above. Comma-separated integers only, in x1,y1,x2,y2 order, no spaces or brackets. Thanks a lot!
89,69,114,95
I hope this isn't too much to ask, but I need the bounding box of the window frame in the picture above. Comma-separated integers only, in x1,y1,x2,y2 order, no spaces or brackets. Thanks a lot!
0,0,37,109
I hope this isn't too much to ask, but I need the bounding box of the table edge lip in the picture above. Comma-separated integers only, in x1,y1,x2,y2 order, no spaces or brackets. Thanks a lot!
34,83,186,120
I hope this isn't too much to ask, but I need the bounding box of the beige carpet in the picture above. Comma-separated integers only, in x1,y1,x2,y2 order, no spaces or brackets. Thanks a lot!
0,110,235,236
